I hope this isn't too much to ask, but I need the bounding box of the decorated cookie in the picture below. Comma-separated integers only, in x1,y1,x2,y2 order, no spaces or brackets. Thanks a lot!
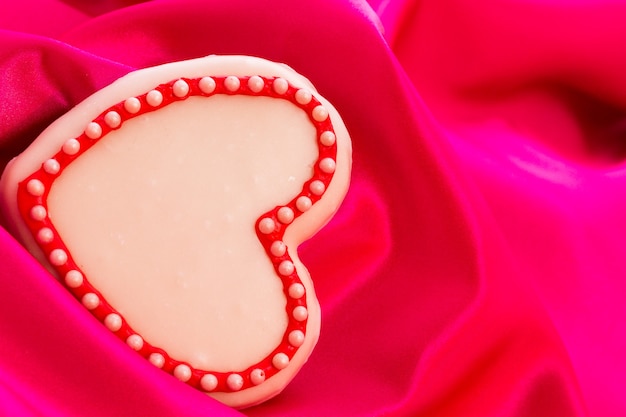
0,55,352,408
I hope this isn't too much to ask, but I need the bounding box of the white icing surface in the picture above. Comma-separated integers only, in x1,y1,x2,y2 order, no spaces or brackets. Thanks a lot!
47,95,317,371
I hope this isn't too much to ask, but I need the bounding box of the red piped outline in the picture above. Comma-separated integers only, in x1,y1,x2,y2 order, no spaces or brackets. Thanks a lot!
16,76,337,393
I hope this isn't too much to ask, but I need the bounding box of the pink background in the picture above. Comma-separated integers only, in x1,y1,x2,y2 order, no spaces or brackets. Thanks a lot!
1,0,625,415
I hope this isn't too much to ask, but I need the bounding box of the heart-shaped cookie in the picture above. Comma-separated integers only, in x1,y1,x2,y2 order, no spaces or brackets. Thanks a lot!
0,55,352,408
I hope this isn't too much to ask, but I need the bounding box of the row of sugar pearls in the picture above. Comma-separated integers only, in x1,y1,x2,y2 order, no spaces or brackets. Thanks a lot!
86,109,127,138
222,75,267,94
200,369,267,392
175,361,271,391
130,74,267,107
200,372,243,392
123,85,168,116
230,368,267,390
205,76,313,106
177,363,263,388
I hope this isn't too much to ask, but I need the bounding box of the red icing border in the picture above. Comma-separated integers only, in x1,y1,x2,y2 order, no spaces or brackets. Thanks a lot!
16,75,337,393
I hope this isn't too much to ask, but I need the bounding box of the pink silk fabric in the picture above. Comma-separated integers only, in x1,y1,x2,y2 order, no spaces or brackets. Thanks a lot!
1,0,624,415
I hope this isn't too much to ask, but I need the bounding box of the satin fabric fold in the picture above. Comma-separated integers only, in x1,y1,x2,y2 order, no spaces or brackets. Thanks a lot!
0,0,622,416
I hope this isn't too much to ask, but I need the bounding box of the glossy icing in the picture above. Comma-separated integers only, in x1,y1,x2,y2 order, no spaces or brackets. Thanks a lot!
0,56,352,408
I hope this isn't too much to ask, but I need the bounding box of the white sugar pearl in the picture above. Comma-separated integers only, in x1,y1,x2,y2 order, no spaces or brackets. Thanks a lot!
272,353,289,370
172,79,190,98
296,196,312,212
288,283,305,299
36,227,54,244
227,374,244,391
270,240,287,257
26,179,44,196
247,75,265,93
200,374,218,391
126,334,143,351
49,249,67,266
174,364,192,382
258,217,276,234
295,89,312,105
293,306,308,321
30,205,47,221
85,122,102,139
62,138,80,155
312,105,329,122
320,131,336,146
43,159,60,175
224,76,241,92
64,270,83,288
104,313,122,332
82,293,100,310
289,330,305,347
319,157,336,174
310,180,326,196
199,77,216,94
146,90,163,107
124,97,141,114
278,260,295,276
250,369,266,385
149,353,165,368
277,206,294,224
273,78,289,95
104,111,121,128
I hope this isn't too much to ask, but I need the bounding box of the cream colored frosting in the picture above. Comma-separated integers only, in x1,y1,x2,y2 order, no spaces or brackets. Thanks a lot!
48,95,316,371
0,55,352,409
